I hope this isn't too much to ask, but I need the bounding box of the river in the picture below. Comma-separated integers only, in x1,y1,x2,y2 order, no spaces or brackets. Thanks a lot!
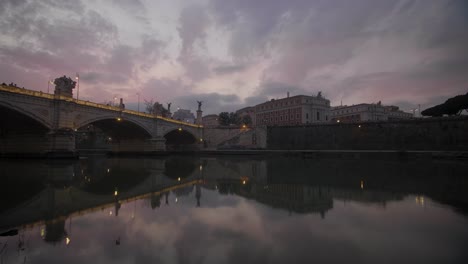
1,155,467,263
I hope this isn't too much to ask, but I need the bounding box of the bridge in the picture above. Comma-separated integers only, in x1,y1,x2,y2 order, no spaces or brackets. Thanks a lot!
0,84,203,156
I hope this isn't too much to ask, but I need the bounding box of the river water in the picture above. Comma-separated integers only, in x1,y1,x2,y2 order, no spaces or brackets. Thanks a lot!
1,155,467,264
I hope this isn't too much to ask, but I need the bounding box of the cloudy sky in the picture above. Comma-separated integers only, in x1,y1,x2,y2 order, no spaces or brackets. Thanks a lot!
1,0,467,115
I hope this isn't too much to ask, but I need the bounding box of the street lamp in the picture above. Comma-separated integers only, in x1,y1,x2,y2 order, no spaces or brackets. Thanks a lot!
136,93,140,112
75,73,80,100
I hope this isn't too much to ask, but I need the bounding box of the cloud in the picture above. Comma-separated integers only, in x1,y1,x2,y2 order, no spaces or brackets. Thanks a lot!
177,4,212,82
172,92,243,115
213,64,247,75
1,0,467,112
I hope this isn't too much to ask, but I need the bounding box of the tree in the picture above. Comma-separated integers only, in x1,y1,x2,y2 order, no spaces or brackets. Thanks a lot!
144,99,155,114
421,92,468,117
241,115,252,126
218,112,230,126
229,112,241,125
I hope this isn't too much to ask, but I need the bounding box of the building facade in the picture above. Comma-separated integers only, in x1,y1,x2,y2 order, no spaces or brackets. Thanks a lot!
331,102,412,123
386,106,414,120
255,93,331,126
202,114,219,128
172,109,196,123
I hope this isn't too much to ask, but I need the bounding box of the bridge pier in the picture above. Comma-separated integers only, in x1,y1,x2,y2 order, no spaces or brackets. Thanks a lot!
46,129,77,157
147,137,167,151
109,137,167,152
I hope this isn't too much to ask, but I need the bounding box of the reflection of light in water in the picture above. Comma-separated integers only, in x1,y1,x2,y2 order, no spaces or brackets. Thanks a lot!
175,198,178,203
415,196,425,206
66,237,71,245
360,180,364,189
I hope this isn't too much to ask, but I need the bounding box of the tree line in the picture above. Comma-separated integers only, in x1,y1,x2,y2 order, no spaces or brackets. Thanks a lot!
218,112,252,126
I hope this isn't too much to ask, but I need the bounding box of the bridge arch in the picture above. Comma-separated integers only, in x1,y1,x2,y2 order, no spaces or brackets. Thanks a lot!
163,128,199,150
76,116,153,137
0,101,52,130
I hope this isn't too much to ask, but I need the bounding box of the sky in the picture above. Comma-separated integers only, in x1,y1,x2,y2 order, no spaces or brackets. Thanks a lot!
0,0,467,115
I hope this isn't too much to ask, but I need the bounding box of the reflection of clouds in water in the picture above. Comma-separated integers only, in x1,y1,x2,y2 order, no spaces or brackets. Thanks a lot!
4,192,468,264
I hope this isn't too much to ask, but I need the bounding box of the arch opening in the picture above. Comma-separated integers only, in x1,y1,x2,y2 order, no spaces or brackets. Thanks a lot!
0,105,50,135
0,105,50,154
76,118,152,150
164,129,197,150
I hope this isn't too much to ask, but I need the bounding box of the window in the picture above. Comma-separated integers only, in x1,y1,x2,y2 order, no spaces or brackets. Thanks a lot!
306,113,309,119
296,114,299,119
317,111,320,121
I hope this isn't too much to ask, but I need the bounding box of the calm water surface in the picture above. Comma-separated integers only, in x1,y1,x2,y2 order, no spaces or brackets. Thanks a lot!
1,156,468,264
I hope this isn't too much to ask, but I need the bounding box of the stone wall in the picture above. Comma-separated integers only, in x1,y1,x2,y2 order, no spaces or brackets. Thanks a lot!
267,117,468,150
203,127,268,149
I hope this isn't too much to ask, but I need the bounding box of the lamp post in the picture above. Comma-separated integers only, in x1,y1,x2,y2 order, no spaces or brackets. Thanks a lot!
136,93,140,112
75,73,80,100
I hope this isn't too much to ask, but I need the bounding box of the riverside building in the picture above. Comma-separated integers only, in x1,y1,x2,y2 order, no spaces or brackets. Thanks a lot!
255,93,331,126
331,102,413,123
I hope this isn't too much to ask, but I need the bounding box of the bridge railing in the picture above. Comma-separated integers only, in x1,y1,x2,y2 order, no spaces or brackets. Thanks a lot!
0,85,202,128
0,84,55,99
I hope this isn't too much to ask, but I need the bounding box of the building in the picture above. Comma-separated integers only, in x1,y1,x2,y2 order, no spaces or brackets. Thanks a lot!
385,106,413,120
172,109,195,123
331,102,413,123
235,106,256,127
255,93,331,126
202,114,219,128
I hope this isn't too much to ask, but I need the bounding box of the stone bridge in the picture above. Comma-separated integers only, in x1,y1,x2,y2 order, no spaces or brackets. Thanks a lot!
0,84,204,155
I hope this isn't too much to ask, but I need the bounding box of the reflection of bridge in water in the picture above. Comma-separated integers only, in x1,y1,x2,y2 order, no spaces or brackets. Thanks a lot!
2,156,468,240
0,157,204,234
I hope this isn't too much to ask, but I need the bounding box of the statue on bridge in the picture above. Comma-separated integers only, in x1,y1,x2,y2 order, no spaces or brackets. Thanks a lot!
197,101,203,111
167,102,172,113
54,75,76,98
